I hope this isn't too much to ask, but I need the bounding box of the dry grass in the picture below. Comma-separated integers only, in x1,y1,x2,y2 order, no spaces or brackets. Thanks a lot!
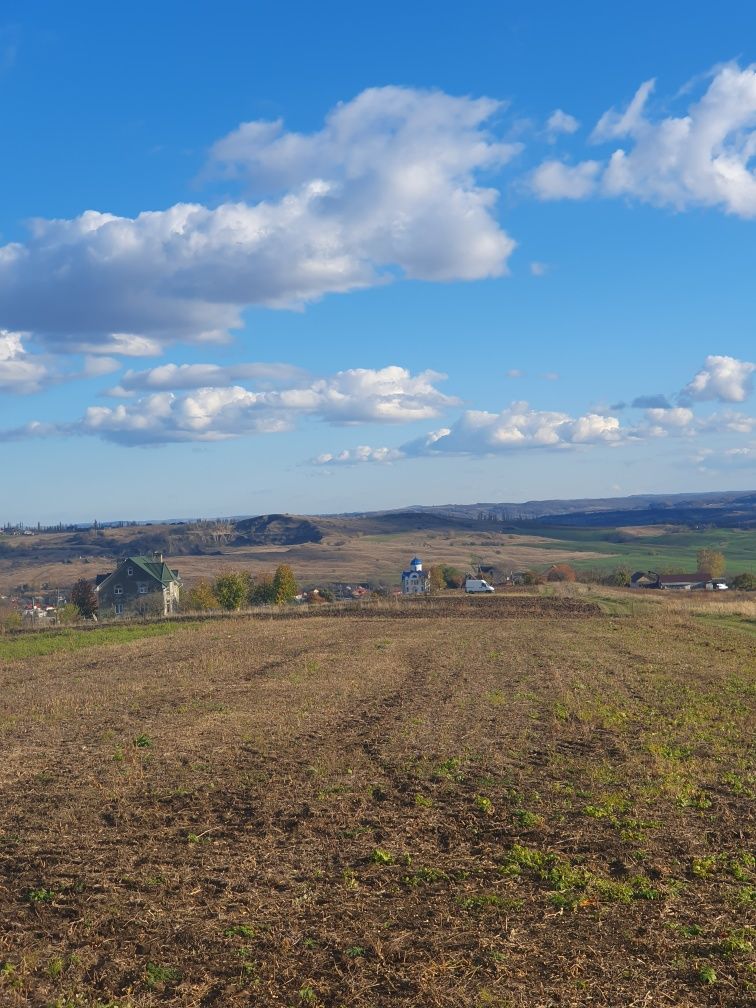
0,598,754,1007
0,526,603,595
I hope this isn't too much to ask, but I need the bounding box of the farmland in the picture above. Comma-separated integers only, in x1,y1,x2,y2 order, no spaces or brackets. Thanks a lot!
0,593,753,1007
1,511,755,598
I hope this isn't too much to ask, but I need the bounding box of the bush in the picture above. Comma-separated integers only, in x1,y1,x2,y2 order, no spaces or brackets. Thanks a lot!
730,572,756,591
56,603,80,625
428,565,446,593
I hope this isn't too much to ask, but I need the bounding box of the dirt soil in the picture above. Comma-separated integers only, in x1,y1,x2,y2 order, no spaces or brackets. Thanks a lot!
0,604,753,1007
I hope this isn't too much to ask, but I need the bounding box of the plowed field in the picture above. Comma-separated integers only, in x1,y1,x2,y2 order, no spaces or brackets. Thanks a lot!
0,601,753,1007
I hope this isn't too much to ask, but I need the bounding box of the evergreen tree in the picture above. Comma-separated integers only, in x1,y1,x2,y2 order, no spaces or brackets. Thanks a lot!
273,564,298,604
71,578,98,618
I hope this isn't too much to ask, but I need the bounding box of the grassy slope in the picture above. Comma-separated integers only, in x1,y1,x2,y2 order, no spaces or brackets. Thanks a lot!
0,597,753,1007
530,526,756,574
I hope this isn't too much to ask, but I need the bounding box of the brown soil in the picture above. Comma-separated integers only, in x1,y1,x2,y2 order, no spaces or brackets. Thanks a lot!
0,608,753,1007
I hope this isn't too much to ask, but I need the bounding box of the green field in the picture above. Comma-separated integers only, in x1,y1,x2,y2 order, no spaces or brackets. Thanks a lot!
526,525,756,575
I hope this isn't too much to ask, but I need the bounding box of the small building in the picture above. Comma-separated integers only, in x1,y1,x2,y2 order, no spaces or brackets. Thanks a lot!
401,556,430,595
631,570,727,591
95,553,181,616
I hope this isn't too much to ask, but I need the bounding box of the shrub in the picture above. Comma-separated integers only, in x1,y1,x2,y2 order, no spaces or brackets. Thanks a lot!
730,572,756,591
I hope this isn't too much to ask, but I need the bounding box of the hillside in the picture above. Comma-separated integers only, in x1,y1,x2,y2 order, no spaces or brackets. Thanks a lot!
0,595,753,1006
2,500,755,597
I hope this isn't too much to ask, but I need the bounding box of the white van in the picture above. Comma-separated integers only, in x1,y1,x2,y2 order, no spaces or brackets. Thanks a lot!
465,578,495,593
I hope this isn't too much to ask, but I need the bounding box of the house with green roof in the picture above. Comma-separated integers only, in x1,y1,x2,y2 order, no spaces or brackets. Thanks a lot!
94,553,181,617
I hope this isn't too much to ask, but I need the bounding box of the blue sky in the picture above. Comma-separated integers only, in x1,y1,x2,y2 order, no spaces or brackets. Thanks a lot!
1,1,755,523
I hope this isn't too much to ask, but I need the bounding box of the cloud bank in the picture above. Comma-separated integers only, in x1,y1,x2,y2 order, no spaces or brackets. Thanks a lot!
0,87,518,355
532,63,756,217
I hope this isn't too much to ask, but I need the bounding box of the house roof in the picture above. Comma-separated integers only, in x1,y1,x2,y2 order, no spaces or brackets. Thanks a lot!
95,555,181,592
658,572,717,584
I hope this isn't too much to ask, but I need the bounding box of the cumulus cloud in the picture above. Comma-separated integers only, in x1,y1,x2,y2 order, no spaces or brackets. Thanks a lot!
531,159,601,199
680,354,755,403
546,109,580,136
532,63,756,217
13,365,458,446
0,331,50,393
0,87,518,353
320,401,626,464
640,406,696,434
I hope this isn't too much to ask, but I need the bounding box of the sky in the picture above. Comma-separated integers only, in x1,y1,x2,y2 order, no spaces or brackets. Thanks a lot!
1,0,755,523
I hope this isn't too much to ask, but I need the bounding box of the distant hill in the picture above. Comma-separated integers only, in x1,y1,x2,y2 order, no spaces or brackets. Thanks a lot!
398,490,756,529
233,514,324,546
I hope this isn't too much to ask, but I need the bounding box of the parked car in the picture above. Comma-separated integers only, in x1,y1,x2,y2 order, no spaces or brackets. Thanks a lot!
465,578,495,593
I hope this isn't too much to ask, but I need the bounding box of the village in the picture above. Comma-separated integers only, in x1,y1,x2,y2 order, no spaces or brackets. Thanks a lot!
0,546,741,627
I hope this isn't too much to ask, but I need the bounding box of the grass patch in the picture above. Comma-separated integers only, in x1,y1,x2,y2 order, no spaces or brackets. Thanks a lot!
0,622,195,660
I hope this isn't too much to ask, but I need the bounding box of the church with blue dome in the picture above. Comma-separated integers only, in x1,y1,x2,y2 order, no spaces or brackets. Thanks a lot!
401,556,430,595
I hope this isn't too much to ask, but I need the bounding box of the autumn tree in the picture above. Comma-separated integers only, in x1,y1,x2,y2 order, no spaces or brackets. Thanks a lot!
186,578,219,611
71,578,98,618
546,564,577,583
697,549,726,578
603,567,631,587
249,572,276,605
214,570,251,611
273,564,298,604
428,565,446,593
441,565,465,589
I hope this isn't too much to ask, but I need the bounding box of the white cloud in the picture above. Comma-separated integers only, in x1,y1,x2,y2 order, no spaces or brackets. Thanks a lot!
112,361,310,394
403,402,624,456
532,63,756,217
546,109,580,136
530,159,601,199
314,445,404,466
506,368,525,378
17,365,458,445
698,409,755,434
639,406,696,437
0,330,49,393
0,87,518,353
529,261,548,276
680,354,755,403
